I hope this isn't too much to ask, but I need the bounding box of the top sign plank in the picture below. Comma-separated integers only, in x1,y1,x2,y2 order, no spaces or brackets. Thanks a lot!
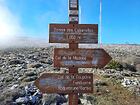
69,0,79,24
49,24,98,44
69,0,78,9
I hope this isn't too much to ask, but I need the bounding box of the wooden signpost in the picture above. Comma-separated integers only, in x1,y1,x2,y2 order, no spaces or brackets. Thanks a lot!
54,48,112,68
35,0,112,105
49,24,98,43
34,73,93,93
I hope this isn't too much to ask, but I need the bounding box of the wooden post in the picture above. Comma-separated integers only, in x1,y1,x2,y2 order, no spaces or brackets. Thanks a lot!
69,0,79,105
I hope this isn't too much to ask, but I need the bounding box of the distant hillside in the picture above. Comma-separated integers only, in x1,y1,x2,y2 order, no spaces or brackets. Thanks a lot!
0,36,49,48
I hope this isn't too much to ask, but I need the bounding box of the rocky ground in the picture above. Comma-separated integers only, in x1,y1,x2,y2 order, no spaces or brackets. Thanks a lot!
0,44,140,105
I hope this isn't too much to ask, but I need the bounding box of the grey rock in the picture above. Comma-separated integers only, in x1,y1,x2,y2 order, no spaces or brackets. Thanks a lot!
136,64,140,73
121,78,140,87
10,83,42,104
95,80,108,86
79,94,96,105
39,59,47,64
103,74,113,78
27,63,43,68
46,58,53,65
134,86,140,96
8,59,25,65
42,94,67,105
122,71,132,77
113,73,124,80
104,69,116,74
15,97,29,104
5,76,14,83
10,84,19,90
25,71,37,77
122,63,136,72
23,76,38,82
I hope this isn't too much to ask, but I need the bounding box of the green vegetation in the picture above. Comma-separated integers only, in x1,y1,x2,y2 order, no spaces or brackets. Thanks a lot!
106,60,123,70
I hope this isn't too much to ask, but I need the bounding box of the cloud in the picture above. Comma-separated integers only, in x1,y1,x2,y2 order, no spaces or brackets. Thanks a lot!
0,0,24,46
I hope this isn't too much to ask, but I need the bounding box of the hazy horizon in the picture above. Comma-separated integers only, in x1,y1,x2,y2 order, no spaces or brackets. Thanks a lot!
0,35,139,49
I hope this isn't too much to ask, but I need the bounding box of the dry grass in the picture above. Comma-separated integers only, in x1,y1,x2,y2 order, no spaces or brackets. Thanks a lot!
92,75,140,105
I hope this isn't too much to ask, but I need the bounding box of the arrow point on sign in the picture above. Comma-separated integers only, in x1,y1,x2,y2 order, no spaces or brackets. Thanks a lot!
98,48,112,68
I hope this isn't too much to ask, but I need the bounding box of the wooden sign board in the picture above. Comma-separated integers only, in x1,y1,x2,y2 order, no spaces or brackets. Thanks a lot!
69,10,78,15
49,24,98,43
69,0,79,24
69,0,78,9
54,48,112,68
69,16,79,23
34,73,93,93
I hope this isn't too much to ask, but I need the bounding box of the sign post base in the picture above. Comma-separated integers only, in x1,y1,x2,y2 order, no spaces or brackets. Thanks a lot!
69,67,78,105
69,94,79,105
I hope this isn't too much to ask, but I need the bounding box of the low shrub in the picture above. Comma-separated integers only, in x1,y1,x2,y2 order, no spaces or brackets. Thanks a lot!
106,60,123,70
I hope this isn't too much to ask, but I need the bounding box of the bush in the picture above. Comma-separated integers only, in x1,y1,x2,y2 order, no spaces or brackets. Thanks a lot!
106,60,123,70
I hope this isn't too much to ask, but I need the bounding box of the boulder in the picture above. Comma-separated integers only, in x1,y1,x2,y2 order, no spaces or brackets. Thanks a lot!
27,63,43,68
25,71,37,77
8,59,24,65
122,63,136,72
121,78,139,87
135,64,140,73
5,76,14,83
42,94,67,105
15,97,29,104
46,58,53,65
95,80,108,86
23,76,38,82
10,84,19,90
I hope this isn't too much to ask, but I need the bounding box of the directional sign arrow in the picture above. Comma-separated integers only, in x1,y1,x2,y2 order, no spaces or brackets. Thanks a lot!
54,48,112,68
34,73,93,93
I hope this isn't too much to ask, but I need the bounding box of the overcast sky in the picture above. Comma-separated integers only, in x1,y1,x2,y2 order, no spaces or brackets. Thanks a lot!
0,0,140,44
